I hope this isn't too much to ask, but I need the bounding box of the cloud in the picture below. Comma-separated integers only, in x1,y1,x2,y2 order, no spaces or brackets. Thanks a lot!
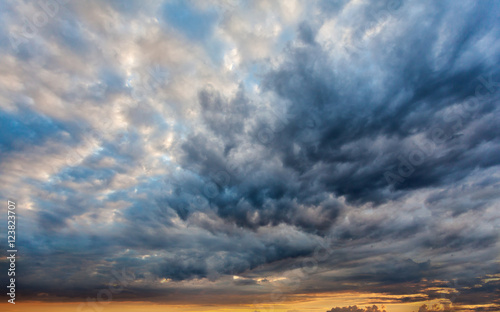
327,305,387,312
0,0,499,311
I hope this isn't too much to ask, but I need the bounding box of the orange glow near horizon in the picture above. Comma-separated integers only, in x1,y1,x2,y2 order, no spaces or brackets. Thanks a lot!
0,294,449,312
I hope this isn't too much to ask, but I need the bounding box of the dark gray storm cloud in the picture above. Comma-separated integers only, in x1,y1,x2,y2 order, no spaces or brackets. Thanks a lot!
0,0,499,310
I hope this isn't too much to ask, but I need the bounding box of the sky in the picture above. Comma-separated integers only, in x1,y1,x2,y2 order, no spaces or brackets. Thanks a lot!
0,0,500,312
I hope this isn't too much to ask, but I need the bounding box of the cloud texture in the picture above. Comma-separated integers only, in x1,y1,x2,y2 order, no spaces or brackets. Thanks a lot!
0,0,499,311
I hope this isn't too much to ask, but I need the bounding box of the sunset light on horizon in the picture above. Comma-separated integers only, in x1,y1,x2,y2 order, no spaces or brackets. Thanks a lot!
1,0,499,311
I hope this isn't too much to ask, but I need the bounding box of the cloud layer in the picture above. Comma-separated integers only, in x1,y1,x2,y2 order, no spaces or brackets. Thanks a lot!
0,0,499,311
